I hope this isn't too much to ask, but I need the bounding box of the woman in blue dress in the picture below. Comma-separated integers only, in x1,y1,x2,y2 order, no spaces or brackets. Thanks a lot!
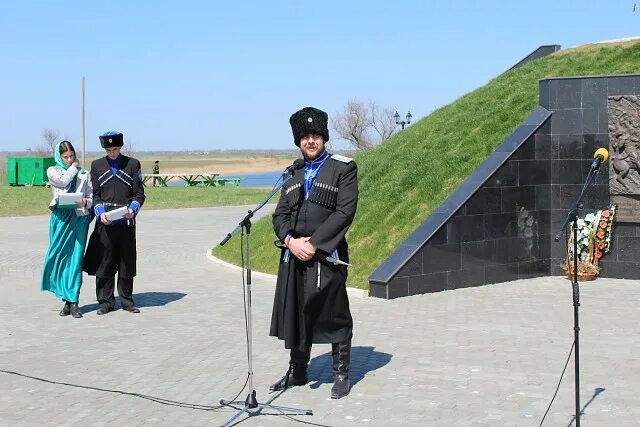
41,141,93,318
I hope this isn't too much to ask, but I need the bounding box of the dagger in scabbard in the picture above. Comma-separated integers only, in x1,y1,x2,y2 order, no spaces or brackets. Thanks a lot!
273,240,352,267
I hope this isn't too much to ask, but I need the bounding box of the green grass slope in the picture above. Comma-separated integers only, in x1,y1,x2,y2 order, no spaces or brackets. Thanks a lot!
0,187,270,217
213,40,640,289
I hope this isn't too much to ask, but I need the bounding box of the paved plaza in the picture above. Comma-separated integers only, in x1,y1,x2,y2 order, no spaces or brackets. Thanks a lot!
1,206,639,426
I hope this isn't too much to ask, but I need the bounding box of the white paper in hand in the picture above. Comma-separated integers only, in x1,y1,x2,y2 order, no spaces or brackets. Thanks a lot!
57,192,83,208
104,206,129,221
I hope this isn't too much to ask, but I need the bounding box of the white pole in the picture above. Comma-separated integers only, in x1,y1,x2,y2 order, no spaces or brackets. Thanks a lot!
82,76,86,168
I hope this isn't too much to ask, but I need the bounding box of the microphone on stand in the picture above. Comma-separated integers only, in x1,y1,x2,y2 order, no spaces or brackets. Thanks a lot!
284,158,305,175
590,147,609,173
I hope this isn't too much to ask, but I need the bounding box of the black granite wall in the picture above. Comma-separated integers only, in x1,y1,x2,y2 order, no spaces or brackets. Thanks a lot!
507,45,561,72
541,75,640,279
369,74,640,299
369,108,552,299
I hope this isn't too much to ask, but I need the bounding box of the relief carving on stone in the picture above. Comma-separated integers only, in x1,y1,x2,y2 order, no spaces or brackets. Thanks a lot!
609,95,640,193
608,95,640,222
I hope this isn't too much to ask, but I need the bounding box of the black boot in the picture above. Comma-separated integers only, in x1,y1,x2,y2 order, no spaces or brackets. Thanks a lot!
331,339,351,399
59,301,70,316
70,303,83,318
270,345,310,391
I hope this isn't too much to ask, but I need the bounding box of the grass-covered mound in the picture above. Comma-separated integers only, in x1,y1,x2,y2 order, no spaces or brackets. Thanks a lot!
213,40,640,289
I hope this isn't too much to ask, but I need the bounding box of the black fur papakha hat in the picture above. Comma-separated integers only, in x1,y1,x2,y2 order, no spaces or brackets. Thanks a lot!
289,107,329,146
99,131,124,148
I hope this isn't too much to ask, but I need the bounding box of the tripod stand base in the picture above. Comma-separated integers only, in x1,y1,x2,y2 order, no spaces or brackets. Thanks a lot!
219,390,313,426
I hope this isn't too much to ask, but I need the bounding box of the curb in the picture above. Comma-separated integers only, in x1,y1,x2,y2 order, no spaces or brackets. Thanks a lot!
206,250,280,281
206,250,369,299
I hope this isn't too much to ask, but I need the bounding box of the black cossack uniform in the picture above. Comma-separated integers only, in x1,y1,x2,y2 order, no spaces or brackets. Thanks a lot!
270,155,358,350
83,155,145,309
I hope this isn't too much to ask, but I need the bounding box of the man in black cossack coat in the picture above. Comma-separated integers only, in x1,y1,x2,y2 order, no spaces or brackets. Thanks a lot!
269,107,358,399
83,131,145,315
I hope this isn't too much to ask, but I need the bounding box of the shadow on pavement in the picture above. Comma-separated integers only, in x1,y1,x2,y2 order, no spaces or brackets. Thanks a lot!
567,387,606,427
80,291,187,313
307,346,392,390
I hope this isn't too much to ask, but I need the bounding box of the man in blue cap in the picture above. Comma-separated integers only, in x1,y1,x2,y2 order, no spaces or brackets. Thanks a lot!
84,131,145,315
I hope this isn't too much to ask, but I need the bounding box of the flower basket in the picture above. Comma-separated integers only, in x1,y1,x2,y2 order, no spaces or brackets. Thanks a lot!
564,261,600,281
562,205,616,282
563,230,599,281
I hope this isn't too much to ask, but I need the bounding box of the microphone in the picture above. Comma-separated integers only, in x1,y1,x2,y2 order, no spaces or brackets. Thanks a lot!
590,147,609,172
284,158,305,175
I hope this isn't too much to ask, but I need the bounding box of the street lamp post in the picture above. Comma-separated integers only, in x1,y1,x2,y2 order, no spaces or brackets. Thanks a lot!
394,110,412,130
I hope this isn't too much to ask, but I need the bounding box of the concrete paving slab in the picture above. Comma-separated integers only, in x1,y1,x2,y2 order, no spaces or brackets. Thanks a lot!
1,206,639,426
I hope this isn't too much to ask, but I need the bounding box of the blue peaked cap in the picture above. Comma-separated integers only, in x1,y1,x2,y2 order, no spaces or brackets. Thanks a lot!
99,131,124,148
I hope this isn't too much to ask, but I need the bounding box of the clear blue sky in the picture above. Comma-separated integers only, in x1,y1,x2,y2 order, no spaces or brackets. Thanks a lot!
1,1,638,152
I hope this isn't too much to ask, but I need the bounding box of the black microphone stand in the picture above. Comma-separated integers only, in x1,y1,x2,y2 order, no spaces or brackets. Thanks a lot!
554,163,601,427
218,168,312,426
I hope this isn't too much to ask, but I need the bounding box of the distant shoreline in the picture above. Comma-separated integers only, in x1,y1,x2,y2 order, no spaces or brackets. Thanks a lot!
0,147,355,158
0,148,358,178
0,149,300,156
0,148,357,157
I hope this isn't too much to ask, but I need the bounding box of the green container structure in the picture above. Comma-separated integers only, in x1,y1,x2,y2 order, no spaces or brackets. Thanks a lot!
7,157,56,186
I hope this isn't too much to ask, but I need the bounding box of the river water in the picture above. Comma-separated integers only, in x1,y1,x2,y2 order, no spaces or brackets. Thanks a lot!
166,170,284,188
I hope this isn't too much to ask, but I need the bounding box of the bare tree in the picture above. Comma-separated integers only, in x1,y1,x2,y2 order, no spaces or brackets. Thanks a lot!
368,101,397,142
121,138,136,157
332,100,373,150
332,99,399,150
39,128,61,155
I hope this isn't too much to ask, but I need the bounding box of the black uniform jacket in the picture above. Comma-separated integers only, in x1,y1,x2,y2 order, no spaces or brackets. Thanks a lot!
270,155,358,349
83,155,145,277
